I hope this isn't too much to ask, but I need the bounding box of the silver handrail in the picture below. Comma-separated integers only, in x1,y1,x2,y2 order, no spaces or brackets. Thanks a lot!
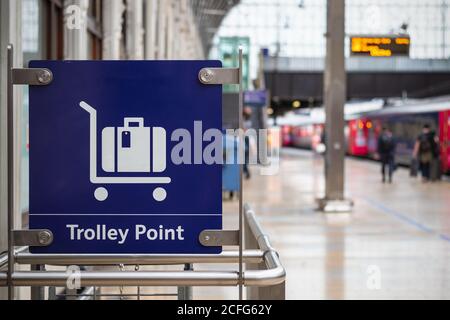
13,250,264,266
243,204,285,287
0,205,286,296
0,246,28,270
0,270,239,287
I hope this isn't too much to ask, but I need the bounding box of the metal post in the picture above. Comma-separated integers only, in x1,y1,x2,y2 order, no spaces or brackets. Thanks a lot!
318,0,353,213
238,48,244,300
30,265,45,300
48,286,57,300
7,44,15,300
66,288,77,300
177,263,193,300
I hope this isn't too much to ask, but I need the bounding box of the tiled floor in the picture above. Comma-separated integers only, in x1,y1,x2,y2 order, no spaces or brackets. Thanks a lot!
196,148,450,300
101,148,450,300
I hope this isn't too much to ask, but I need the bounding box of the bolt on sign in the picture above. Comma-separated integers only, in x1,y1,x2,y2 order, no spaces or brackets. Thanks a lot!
350,35,410,57
29,61,222,254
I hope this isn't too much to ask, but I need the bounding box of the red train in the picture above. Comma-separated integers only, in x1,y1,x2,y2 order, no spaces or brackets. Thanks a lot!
281,97,450,174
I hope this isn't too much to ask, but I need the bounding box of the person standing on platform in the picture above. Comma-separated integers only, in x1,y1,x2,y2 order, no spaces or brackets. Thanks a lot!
377,127,396,183
413,124,438,182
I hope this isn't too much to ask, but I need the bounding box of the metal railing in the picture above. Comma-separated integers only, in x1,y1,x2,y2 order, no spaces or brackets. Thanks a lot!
0,205,286,300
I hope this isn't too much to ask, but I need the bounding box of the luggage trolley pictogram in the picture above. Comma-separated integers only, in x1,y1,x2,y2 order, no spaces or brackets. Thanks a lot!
79,101,171,202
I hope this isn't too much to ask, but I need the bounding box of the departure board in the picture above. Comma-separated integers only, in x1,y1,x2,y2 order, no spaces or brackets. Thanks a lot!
350,35,410,57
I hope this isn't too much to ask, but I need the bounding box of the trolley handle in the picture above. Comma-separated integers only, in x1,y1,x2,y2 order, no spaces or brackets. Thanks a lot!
125,118,144,128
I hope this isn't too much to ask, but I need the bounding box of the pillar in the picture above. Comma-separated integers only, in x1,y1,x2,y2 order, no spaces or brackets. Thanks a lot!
64,0,89,60
126,0,144,60
318,0,353,212
145,0,158,59
103,0,124,60
0,0,23,300
157,0,167,59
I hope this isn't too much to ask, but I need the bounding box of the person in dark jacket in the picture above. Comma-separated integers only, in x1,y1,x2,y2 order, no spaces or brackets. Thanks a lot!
413,124,438,182
377,127,396,183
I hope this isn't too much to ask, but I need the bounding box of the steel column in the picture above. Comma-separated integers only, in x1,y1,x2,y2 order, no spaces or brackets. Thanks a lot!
6,43,14,301
1,1,23,301
238,48,244,300
30,265,45,300
177,264,193,300
318,0,353,212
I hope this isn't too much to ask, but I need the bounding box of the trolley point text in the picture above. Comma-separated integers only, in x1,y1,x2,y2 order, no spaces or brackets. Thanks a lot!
66,224,185,244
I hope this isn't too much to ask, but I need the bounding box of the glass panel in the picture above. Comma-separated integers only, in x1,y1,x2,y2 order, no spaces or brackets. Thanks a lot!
212,0,450,80
22,0,39,53
21,0,42,214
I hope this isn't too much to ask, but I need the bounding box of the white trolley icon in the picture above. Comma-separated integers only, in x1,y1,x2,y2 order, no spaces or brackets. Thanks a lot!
79,101,171,202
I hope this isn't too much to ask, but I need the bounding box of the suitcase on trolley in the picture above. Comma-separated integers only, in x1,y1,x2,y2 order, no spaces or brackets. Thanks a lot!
101,118,166,173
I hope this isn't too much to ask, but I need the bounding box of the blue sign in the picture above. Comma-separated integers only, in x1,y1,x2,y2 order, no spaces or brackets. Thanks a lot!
29,61,222,254
244,90,268,107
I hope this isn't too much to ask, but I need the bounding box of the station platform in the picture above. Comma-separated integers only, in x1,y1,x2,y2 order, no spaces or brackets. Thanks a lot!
234,148,450,300
100,148,450,300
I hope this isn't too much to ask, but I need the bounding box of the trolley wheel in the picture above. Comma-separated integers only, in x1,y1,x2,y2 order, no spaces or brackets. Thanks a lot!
94,187,108,201
153,187,167,202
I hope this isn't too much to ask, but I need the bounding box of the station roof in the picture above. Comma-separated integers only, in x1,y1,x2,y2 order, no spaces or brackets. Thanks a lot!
190,0,240,54
264,56,450,73
264,56,450,103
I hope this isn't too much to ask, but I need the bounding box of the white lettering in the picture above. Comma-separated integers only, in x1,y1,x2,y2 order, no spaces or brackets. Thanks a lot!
135,225,185,241
66,224,185,244
67,224,79,240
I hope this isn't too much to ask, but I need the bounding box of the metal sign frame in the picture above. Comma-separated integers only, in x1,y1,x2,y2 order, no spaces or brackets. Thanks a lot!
4,46,257,300
198,49,244,298
6,45,55,299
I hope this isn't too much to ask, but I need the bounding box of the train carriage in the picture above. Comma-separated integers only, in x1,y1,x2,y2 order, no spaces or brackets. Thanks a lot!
286,96,450,174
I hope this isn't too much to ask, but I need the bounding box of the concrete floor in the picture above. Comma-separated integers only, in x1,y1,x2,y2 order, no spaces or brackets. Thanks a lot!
101,148,450,300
